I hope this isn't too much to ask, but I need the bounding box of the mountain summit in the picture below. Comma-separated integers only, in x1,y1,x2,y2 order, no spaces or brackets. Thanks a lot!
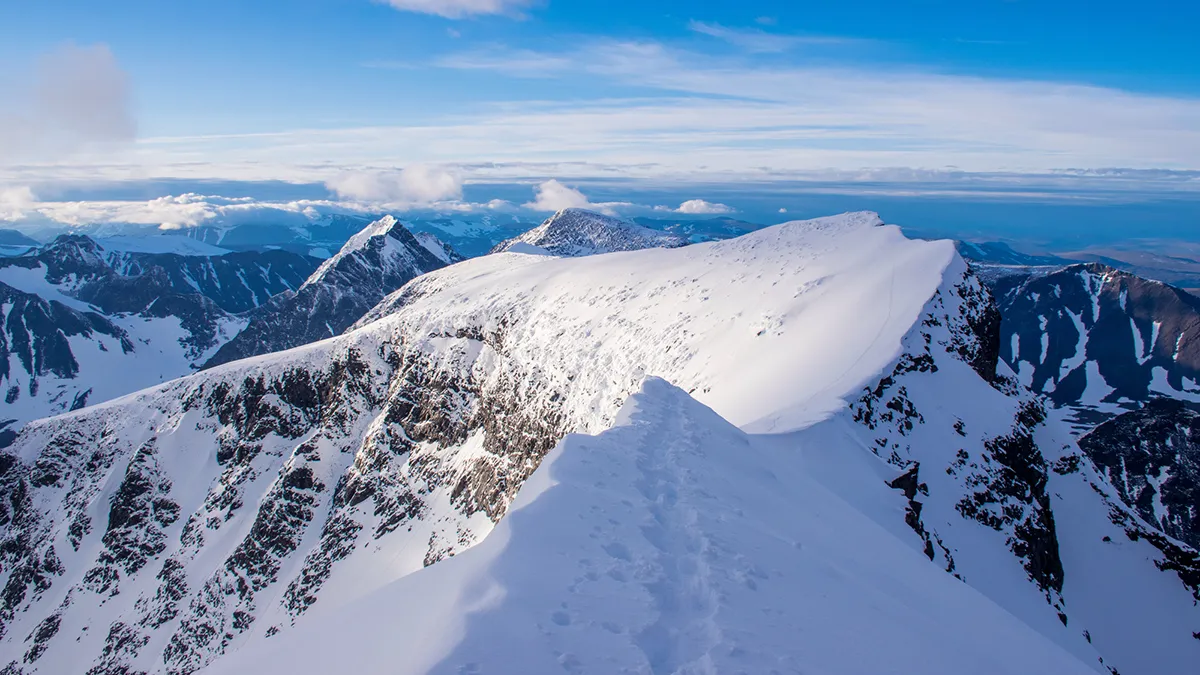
203,216,457,368
491,208,689,257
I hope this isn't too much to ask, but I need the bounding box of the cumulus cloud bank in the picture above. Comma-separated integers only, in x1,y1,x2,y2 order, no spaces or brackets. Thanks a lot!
521,179,635,216
674,199,733,214
375,0,534,19
326,165,464,203
0,43,135,161
523,179,591,211
0,186,37,220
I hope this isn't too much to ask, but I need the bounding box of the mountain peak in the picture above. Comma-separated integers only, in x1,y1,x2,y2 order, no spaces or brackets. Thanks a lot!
491,208,689,257
302,215,414,290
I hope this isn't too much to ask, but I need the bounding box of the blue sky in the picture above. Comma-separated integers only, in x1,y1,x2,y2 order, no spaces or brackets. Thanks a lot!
4,0,1199,137
1,0,1199,234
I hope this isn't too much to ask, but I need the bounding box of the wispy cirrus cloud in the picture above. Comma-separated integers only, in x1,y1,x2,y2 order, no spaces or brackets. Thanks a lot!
6,37,1200,189
686,21,859,53
373,0,536,19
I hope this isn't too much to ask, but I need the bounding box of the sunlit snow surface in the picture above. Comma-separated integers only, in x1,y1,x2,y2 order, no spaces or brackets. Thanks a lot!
209,378,1094,675
5,213,1196,675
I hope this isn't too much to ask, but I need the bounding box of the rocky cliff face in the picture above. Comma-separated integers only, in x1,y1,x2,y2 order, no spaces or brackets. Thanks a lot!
202,217,456,369
0,214,1196,674
1079,398,1200,550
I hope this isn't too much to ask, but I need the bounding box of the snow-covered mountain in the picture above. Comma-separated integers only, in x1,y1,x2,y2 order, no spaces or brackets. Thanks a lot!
0,213,1196,674
989,262,1200,431
202,217,457,368
490,208,688,256
0,236,318,435
210,378,1097,675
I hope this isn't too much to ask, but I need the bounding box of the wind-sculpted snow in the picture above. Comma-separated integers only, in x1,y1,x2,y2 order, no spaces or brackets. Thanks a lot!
1,212,1196,674
489,208,688,257
207,378,1097,675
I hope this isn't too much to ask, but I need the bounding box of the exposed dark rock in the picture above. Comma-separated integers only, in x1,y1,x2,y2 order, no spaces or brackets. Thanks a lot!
1080,398,1200,549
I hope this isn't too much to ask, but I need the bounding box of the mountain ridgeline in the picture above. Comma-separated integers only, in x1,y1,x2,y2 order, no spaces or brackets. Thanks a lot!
0,212,1196,674
0,236,320,436
202,216,461,368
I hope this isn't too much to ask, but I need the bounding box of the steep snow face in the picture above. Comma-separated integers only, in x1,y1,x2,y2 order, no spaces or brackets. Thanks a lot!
413,232,465,266
989,262,1200,431
2,213,1195,675
202,216,455,368
208,378,1097,675
800,269,1200,675
490,208,689,257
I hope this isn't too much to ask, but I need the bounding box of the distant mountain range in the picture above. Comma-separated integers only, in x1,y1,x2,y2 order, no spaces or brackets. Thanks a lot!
0,236,320,438
491,208,689,256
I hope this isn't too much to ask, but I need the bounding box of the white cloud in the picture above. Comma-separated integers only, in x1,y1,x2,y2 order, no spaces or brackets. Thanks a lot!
524,179,591,211
0,43,135,162
375,0,535,19
675,199,733,214
0,186,37,220
326,165,463,203
7,38,1200,185
1,189,525,234
522,180,633,215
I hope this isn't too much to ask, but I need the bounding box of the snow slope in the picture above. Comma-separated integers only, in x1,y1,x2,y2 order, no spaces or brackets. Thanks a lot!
209,378,1096,675
0,213,1195,675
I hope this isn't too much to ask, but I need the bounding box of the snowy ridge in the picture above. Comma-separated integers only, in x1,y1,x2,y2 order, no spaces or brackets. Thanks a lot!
0,213,1195,674
490,208,689,257
209,378,1096,675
